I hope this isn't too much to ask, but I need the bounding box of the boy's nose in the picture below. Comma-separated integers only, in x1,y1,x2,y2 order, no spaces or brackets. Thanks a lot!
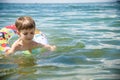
27,36,33,40
27,34,33,38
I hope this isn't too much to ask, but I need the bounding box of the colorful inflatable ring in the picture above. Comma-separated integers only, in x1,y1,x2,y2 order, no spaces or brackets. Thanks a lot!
0,25,48,54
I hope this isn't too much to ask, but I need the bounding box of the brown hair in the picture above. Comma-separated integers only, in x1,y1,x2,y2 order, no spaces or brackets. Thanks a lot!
15,16,35,31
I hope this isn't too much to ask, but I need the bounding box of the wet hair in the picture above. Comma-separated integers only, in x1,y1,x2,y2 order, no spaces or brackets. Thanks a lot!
15,16,36,31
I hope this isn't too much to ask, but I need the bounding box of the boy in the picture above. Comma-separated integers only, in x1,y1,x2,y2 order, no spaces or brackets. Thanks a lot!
5,16,56,56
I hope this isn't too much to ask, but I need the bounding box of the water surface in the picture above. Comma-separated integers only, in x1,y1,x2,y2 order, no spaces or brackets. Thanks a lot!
0,2,120,80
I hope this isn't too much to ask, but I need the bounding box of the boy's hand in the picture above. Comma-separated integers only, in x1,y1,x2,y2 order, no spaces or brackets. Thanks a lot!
50,45,56,51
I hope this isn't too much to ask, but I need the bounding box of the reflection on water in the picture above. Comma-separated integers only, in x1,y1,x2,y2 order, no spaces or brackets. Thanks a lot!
0,2,120,80
0,54,36,79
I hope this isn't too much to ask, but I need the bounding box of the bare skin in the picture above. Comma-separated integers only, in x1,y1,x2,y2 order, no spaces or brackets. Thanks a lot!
5,28,56,56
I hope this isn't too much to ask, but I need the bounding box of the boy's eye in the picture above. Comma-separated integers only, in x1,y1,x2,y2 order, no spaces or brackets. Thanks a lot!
23,33,28,35
31,32,34,34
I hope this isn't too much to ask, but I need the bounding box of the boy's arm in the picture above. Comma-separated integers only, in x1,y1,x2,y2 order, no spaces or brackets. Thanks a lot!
5,42,17,56
5,48,15,56
38,43,56,51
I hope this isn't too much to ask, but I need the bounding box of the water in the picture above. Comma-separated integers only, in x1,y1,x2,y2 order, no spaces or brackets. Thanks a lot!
0,2,120,80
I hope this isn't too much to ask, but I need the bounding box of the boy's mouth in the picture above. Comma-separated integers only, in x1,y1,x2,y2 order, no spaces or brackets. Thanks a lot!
26,38,33,40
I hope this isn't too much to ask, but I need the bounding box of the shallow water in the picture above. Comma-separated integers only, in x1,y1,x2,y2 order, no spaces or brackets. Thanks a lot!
0,2,120,80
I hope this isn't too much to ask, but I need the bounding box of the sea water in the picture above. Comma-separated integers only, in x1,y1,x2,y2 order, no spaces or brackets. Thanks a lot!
0,2,120,80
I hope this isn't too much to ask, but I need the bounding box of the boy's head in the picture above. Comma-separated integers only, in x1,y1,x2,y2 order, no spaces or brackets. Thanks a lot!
15,16,36,32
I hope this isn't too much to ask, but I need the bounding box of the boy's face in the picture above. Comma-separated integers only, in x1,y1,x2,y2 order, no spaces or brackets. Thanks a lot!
18,28,35,41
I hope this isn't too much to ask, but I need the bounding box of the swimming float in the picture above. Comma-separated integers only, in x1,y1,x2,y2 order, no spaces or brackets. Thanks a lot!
0,25,48,54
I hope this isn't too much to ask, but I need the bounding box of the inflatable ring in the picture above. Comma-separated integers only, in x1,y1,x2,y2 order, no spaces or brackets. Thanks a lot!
0,25,48,54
